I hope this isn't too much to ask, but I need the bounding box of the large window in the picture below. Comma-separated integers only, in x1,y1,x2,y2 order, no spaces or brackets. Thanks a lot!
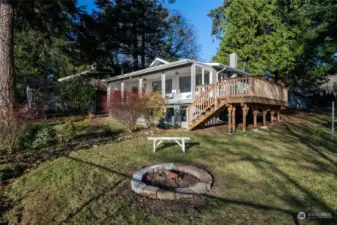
179,76,191,93
152,81,161,92
166,79,172,94
196,66,202,85
204,70,210,84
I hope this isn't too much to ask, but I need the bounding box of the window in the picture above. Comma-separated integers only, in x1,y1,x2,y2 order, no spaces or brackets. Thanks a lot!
165,108,174,122
132,87,138,94
196,66,202,85
204,70,210,84
152,81,161,92
179,76,191,93
166,79,172,94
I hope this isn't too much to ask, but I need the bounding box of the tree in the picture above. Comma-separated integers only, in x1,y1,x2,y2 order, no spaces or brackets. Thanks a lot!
0,1,14,121
209,0,301,82
209,0,337,85
161,12,200,61
56,82,96,115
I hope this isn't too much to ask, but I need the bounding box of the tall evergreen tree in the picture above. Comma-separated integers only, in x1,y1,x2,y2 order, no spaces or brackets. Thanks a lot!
209,0,337,85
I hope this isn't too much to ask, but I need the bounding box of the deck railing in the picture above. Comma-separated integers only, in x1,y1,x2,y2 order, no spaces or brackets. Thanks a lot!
193,76,288,102
188,76,288,127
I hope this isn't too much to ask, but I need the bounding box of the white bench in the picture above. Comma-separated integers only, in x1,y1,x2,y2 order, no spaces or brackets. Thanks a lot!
148,137,191,153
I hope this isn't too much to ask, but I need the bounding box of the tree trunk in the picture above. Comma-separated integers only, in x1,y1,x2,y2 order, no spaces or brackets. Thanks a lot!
0,1,14,121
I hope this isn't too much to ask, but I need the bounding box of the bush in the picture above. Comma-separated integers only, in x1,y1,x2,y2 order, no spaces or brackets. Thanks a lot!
19,124,56,149
104,90,148,132
60,119,89,142
0,110,27,153
0,164,24,182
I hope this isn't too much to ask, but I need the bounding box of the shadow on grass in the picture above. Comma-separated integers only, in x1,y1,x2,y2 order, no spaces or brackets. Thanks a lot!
62,154,336,225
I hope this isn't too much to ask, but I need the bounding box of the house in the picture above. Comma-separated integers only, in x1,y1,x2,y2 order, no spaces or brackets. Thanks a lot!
103,54,288,131
288,75,337,109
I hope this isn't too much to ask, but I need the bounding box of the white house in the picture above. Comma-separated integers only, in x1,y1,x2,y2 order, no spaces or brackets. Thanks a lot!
103,54,252,128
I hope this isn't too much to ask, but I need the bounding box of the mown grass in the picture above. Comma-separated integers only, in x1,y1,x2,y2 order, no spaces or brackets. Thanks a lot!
4,111,337,225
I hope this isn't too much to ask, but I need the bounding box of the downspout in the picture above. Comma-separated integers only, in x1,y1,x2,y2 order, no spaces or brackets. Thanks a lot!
216,66,227,82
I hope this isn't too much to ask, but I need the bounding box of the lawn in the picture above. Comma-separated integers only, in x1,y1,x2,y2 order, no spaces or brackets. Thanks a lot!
3,111,337,225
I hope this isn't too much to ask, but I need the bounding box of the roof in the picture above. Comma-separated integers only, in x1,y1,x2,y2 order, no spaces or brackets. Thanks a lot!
102,59,250,83
58,70,107,82
149,57,170,67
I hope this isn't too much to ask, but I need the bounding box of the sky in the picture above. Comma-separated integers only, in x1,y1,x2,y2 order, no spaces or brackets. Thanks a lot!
77,0,223,62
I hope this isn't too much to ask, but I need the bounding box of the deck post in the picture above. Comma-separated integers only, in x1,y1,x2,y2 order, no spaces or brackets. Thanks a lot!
138,78,143,97
161,72,166,98
262,110,267,128
270,111,275,123
227,105,233,134
107,83,112,117
277,111,281,122
232,106,236,132
242,104,249,132
121,81,124,101
253,110,259,129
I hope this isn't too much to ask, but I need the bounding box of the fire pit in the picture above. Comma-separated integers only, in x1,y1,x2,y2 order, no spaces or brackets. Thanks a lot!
131,163,212,200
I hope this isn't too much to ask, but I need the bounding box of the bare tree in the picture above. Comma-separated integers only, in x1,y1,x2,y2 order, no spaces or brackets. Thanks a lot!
0,1,14,122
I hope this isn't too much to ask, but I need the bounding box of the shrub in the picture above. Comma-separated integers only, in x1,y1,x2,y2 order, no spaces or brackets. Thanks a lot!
142,92,165,128
19,124,56,149
56,82,96,114
104,90,147,132
60,119,89,142
0,109,27,153
0,164,24,182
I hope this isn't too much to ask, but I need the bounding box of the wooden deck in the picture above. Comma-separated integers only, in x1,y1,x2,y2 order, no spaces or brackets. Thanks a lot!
186,76,288,131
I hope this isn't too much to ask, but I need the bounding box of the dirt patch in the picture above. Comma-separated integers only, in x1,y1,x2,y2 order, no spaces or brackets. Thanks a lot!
143,170,199,190
139,195,205,214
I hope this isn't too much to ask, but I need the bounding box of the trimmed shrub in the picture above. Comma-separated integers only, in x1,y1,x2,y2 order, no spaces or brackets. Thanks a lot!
19,124,56,149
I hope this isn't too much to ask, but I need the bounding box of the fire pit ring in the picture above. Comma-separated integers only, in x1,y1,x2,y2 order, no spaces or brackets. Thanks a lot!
131,163,213,200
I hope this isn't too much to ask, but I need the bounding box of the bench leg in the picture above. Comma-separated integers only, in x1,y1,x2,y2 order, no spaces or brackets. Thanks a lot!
182,139,185,153
153,140,156,153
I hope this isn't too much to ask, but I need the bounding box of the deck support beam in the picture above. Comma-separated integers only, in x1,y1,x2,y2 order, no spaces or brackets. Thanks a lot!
242,104,249,132
262,110,267,128
253,110,259,129
232,106,236,132
277,111,281,122
227,105,233,134
270,110,275,123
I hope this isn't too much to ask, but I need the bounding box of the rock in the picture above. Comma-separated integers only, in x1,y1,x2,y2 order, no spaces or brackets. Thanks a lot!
141,185,159,199
189,182,208,194
156,189,176,200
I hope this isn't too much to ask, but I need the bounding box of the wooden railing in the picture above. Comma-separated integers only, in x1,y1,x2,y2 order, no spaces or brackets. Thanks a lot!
187,86,216,124
193,84,214,99
193,77,288,102
187,76,288,127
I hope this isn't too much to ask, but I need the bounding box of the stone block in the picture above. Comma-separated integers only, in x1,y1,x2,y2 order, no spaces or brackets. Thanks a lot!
162,162,175,170
131,180,147,194
141,185,159,199
189,182,208,194
156,189,176,200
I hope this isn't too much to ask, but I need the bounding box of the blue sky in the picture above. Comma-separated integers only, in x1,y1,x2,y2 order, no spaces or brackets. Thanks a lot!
77,0,222,62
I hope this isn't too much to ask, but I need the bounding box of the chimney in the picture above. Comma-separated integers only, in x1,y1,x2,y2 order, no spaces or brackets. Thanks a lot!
230,53,238,68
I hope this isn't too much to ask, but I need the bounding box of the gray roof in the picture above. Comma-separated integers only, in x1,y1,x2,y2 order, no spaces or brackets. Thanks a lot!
102,59,250,83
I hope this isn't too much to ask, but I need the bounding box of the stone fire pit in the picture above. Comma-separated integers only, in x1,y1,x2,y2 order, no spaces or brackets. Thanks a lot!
131,163,213,200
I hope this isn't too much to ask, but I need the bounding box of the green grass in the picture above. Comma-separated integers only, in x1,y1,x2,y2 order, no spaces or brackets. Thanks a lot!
4,111,337,225
54,117,125,140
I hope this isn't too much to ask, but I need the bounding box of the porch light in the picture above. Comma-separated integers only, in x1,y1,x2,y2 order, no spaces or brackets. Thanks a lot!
175,71,179,76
